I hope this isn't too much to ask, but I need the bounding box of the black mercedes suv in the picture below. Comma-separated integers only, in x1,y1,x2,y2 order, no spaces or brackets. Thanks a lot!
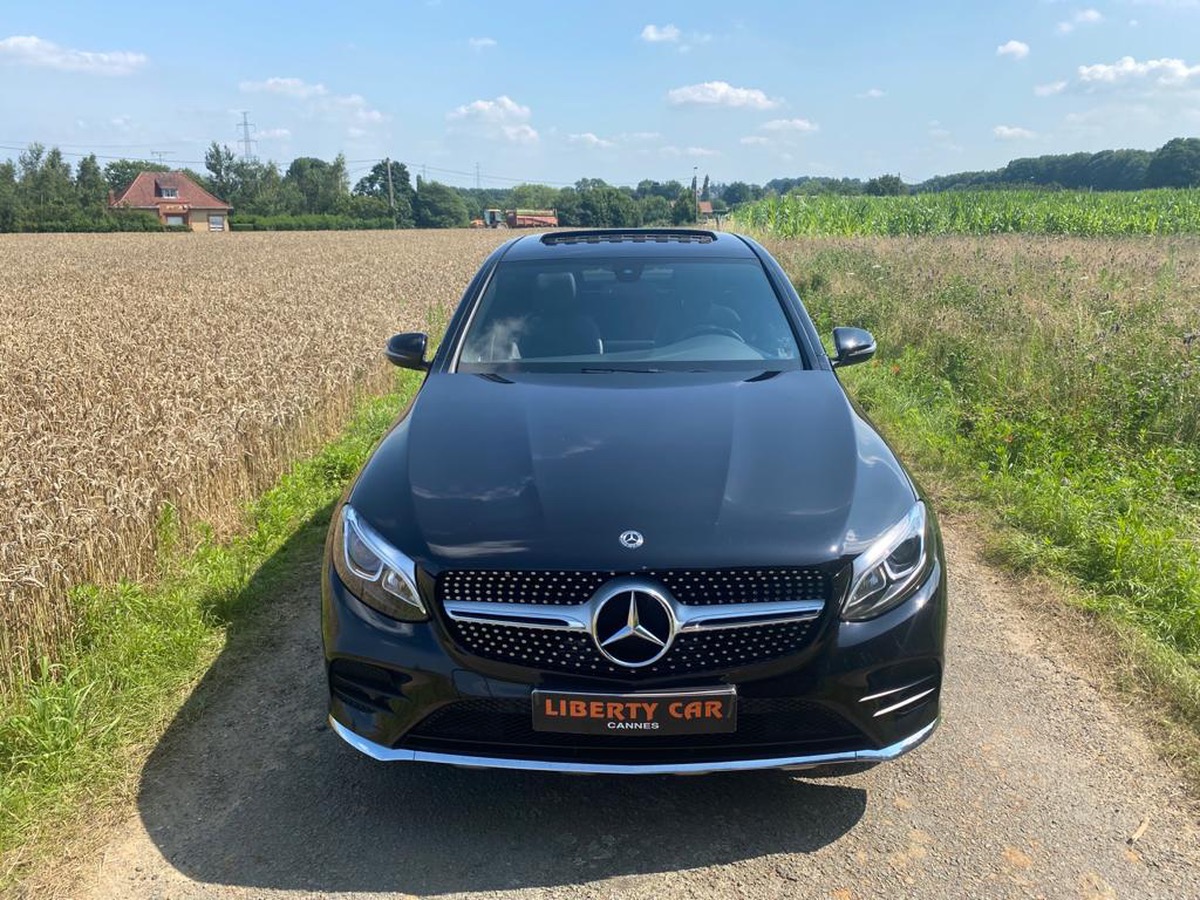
322,229,946,774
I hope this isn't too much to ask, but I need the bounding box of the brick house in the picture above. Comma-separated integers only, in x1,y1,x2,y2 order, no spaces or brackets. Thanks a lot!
109,171,232,232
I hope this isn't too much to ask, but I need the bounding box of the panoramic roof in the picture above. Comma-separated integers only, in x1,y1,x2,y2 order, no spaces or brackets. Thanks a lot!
502,229,758,261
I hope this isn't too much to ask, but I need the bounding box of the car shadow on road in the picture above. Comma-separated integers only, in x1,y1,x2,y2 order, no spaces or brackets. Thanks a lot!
136,512,868,895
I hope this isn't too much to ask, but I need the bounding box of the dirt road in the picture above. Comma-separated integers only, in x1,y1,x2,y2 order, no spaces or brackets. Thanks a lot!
70,517,1199,900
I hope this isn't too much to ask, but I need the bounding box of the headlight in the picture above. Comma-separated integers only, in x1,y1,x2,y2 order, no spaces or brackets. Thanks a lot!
332,505,427,621
842,501,931,621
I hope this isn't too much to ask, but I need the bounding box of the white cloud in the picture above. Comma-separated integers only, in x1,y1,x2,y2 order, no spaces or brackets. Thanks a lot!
568,132,615,148
0,34,147,75
257,127,291,140
447,95,539,143
641,24,711,52
677,32,713,53
994,124,1037,139
666,80,781,109
448,94,530,123
857,88,886,99
929,126,952,139
640,24,681,42
996,40,1030,60
468,37,497,50
1077,55,1200,87
240,77,385,127
240,76,328,99
1034,80,1069,96
335,94,384,124
761,117,819,133
739,135,770,145
658,145,718,157
1057,8,1104,34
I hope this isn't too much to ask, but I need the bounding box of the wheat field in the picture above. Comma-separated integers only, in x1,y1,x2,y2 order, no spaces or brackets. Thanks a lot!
0,230,509,688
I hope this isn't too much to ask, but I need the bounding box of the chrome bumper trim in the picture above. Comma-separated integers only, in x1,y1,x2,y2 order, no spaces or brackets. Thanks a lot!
329,715,938,775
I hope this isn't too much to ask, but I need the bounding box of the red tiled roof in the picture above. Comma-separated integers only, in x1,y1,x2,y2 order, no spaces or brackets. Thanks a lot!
110,171,231,211
698,200,714,215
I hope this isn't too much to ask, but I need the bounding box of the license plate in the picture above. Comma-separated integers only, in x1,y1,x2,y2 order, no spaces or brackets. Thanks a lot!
532,687,737,736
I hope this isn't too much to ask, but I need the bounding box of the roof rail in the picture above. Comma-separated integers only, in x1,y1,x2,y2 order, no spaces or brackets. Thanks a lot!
540,229,718,246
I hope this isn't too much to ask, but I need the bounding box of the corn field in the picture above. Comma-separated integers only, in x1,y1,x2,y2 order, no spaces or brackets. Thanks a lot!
735,189,1200,237
764,234,1200,660
0,230,508,691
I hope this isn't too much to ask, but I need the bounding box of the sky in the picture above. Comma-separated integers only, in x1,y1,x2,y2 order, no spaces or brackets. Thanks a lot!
1,1,1198,189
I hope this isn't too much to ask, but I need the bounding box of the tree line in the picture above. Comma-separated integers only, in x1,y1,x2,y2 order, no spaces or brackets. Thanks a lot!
192,147,718,229
1,136,1197,233
0,140,714,232
749,138,1200,197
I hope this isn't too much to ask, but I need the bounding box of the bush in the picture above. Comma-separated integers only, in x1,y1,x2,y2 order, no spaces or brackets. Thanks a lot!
229,214,393,231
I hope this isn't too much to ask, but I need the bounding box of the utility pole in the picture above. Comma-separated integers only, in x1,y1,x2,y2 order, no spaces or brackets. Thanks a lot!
475,162,481,190
384,156,396,228
237,111,257,161
693,165,699,224
150,150,172,167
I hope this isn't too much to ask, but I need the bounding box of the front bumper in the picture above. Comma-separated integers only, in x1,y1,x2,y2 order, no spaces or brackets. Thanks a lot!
330,714,939,775
322,556,946,774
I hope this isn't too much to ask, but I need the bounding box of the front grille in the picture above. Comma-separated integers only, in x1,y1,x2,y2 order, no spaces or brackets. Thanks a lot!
440,568,827,607
449,619,814,677
439,567,829,677
405,696,864,760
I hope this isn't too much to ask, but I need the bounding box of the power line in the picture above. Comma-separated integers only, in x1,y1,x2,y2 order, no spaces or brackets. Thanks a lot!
0,143,210,166
0,140,617,190
2,139,194,150
416,162,576,187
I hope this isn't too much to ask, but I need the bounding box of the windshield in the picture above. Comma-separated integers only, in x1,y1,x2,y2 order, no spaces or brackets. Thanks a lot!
456,258,803,372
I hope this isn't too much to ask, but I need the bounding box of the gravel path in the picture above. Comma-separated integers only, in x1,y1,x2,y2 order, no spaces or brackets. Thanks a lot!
71,515,1199,900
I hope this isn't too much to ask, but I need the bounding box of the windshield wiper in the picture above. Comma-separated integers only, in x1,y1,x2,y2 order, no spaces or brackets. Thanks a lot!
580,366,667,374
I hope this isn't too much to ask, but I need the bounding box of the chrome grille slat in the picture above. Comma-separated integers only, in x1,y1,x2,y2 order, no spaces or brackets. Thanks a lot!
443,597,823,632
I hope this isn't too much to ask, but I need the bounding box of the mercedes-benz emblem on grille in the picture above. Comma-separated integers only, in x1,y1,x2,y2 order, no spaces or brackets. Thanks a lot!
591,587,676,667
618,529,644,549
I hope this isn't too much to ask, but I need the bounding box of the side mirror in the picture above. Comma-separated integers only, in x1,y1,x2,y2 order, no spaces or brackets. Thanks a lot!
831,327,876,368
385,332,429,370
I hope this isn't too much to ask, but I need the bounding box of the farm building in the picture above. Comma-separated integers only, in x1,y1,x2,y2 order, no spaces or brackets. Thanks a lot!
698,199,725,228
109,172,232,232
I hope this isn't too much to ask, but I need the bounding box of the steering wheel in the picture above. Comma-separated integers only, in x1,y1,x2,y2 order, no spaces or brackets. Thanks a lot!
680,324,745,342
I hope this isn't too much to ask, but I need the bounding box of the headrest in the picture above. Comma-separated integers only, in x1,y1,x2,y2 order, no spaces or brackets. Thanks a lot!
535,271,576,308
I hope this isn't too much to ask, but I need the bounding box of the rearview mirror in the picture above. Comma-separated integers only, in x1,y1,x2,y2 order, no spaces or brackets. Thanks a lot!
385,332,429,370
831,327,876,368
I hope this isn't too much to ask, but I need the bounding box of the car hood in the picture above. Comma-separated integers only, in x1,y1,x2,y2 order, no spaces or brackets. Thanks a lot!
349,370,917,571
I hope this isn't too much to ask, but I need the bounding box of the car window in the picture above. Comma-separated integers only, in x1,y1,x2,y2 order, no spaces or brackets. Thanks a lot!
457,259,803,372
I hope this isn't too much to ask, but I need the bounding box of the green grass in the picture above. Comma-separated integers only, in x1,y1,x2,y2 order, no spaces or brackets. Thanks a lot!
735,189,1200,237
764,234,1200,724
0,368,423,886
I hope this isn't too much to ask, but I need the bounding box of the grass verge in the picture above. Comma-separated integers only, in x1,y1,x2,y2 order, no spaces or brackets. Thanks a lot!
763,234,1200,755
0,368,423,890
